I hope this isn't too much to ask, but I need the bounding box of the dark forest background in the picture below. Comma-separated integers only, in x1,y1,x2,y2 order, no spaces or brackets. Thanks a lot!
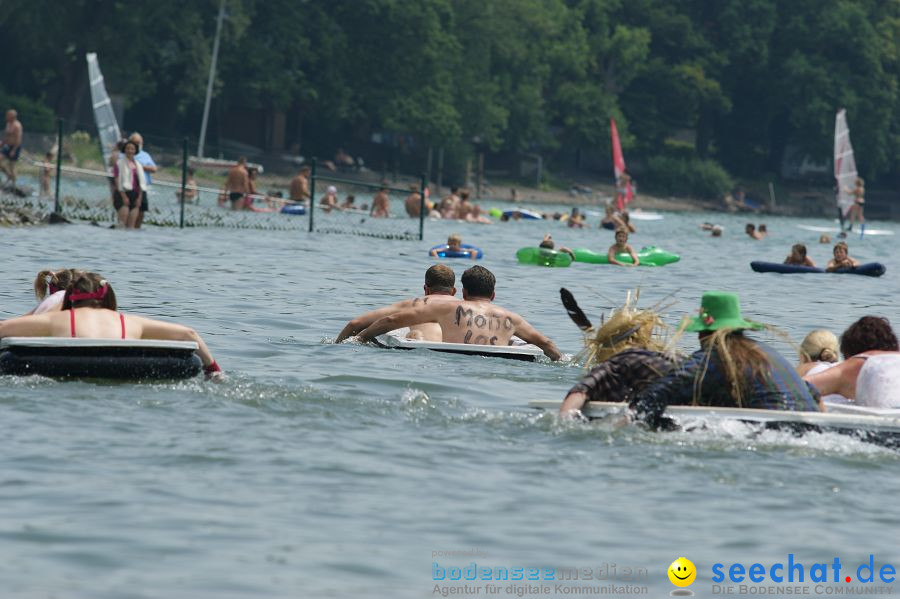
2,0,899,198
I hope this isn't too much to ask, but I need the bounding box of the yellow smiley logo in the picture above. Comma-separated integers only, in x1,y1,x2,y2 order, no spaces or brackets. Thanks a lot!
668,557,697,587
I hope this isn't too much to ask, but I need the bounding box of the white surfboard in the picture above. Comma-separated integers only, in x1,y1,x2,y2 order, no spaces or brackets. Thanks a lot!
529,400,900,442
797,224,894,236
628,210,664,221
375,328,543,361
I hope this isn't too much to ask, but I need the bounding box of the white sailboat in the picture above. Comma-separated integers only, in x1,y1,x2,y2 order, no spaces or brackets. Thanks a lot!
86,53,121,175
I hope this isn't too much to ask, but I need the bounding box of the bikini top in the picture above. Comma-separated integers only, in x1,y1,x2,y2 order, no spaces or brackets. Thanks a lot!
69,309,126,339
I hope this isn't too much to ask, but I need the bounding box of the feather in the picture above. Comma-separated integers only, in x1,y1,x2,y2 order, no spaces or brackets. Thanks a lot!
560,288,592,331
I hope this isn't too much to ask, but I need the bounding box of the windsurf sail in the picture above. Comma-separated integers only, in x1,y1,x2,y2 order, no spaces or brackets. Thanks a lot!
834,109,857,219
86,53,121,175
610,117,634,211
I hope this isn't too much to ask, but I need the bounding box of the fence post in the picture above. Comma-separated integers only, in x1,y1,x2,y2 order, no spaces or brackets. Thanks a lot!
179,138,188,229
53,118,63,215
308,158,317,233
418,174,426,241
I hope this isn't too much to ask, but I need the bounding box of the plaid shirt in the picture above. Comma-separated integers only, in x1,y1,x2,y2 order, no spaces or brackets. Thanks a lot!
569,349,678,404
631,339,821,427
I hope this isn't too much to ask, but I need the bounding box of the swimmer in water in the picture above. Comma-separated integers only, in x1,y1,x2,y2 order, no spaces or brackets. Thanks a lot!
0,271,223,377
825,241,859,271
25,268,81,315
539,234,574,259
357,265,561,360
784,243,816,267
607,229,639,267
745,223,764,240
430,233,478,260
336,265,460,343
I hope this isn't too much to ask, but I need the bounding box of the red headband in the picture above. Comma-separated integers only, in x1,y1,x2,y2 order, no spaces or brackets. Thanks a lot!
69,284,109,302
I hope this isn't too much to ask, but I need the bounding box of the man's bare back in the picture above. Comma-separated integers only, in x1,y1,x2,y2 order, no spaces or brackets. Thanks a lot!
290,173,310,201
358,297,561,359
336,294,458,343
225,165,249,194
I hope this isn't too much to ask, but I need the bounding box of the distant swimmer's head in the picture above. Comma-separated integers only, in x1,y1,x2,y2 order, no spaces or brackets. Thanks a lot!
840,316,899,358
539,234,555,249
791,243,807,259
745,223,756,233
819,234,831,244
327,185,337,195
424,264,456,296
461,265,495,300
34,268,82,299
447,233,462,249
711,225,723,237
62,271,117,311
800,329,839,364
833,241,849,259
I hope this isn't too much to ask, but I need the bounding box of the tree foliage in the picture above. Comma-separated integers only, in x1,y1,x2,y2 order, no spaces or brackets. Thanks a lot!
2,0,900,186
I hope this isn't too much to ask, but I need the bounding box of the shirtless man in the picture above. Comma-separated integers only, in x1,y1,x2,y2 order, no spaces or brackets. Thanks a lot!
0,109,24,186
370,185,390,218
439,187,460,219
289,166,311,203
224,157,250,210
457,190,475,221
405,184,423,217
358,265,562,360
336,265,458,343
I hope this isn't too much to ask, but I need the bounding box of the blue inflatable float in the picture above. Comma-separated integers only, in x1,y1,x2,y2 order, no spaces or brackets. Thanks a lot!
429,244,483,259
750,261,885,277
280,203,307,215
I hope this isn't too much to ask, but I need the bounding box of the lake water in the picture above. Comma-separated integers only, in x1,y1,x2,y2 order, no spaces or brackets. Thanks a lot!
2,182,899,598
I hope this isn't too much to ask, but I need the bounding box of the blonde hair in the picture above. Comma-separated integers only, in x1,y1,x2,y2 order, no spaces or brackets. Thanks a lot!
448,233,462,245
800,329,839,363
579,290,670,367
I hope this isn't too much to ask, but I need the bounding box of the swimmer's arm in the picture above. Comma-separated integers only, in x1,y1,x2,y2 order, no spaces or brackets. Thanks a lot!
335,299,413,343
560,392,587,419
628,245,640,266
358,304,438,343
607,245,624,266
825,259,838,272
804,358,864,399
0,313,53,338
132,316,217,369
511,316,561,361
805,257,817,268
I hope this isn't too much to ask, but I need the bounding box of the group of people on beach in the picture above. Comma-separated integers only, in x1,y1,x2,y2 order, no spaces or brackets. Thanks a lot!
0,268,222,377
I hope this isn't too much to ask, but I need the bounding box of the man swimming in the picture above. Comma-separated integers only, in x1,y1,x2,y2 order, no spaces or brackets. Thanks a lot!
357,265,562,360
336,265,459,343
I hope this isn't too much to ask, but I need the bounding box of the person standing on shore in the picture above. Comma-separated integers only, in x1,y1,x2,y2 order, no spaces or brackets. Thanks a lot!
0,109,24,187
128,133,156,228
290,165,311,204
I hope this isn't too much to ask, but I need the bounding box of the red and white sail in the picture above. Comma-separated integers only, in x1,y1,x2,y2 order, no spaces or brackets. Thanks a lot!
610,118,633,211
834,109,857,217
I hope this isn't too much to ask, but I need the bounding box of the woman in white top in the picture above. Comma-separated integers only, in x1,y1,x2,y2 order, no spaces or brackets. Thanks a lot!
805,316,900,407
113,140,147,229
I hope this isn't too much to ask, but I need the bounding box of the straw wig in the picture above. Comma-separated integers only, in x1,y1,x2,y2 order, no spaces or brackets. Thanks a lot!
578,290,670,367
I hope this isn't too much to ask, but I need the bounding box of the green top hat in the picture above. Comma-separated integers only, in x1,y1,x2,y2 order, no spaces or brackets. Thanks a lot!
684,291,764,332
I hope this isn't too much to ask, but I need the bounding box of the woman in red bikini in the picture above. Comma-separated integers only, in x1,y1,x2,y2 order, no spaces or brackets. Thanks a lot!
0,271,222,377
